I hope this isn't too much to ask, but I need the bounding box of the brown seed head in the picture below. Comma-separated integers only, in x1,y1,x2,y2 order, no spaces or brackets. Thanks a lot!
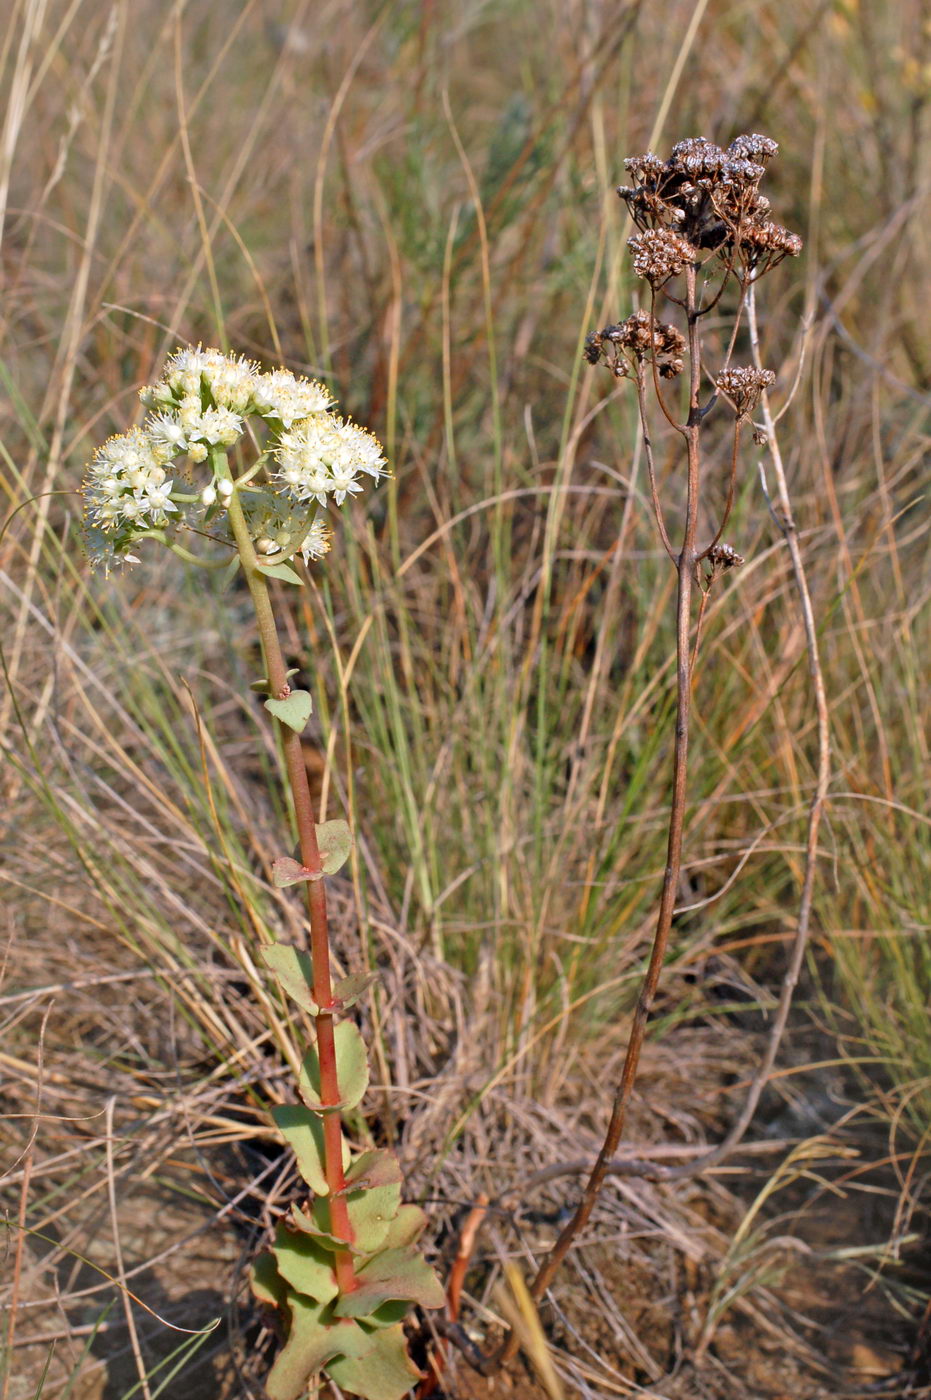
617,133,801,272
628,228,700,285
707,542,745,571
716,366,776,416
584,311,686,379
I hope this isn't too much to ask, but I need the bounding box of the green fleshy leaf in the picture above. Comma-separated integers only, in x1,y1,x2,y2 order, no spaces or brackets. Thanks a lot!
291,1203,424,1258
261,944,318,1012
345,1180,402,1254
272,1103,350,1196
291,1184,397,1256
271,855,323,888
342,1149,403,1193
334,1246,445,1318
250,666,299,693
362,1299,412,1329
326,1322,422,1400
255,561,304,585
332,1151,405,1252
380,1203,430,1250
290,1174,399,1257
333,971,378,1010
289,1203,343,1250
299,1020,369,1114
265,690,313,732
250,1250,287,1309
272,1222,339,1304
316,819,352,874
264,1293,342,1400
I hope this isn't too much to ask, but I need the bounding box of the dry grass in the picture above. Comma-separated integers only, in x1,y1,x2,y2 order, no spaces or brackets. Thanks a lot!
1,0,929,1396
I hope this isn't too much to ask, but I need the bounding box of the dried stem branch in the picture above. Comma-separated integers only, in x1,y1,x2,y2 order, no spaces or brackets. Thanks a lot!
454,134,805,1383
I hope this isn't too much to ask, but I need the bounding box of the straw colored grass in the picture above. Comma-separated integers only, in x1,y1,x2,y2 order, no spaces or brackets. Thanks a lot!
1,0,928,1396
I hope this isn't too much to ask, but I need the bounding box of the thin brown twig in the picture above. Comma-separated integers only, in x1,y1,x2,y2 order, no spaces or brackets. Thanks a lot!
635,363,676,562
698,416,743,559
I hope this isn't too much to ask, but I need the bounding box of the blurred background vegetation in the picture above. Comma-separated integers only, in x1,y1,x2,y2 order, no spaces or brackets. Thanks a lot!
1,1,928,1396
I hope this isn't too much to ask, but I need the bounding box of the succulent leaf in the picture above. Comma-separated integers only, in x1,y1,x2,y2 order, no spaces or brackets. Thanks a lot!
263,1293,342,1400
261,944,318,1012
315,819,352,874
332,970,378,1010
299,1020,369,1113
255,561,303,584
265,690,313,732
272,1103,349,1195
250,1250,287,1309
380,1203,430,1250
334,1245,445,1317
250,666,299,693
271,856,323,888
272,1222,339,1304
325,1323,423,1400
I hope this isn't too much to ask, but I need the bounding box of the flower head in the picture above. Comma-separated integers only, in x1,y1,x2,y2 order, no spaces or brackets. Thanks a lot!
252,368,334,428
82,348,385,573
273,415,386,507
628,229,700,286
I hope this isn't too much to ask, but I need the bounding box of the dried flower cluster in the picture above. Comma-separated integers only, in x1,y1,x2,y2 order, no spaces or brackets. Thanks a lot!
81,348,385,573
618,134,802,275
716,366,776,416
587,136,795,437
706,542,745,571
584,311,686,379
628,228,700,286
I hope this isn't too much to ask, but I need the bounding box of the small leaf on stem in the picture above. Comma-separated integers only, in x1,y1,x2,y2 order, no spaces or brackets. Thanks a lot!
261,944,318,1012
255,561,304,585
341,1149,403,1194
265,690,313,732
272,1103,350,1195
271,855,324,888
380,1203,430,1250
332,970,378,1010
334,1246,445,1317
299,1020,369,1113
272,1222,339,1304
316,819,352,874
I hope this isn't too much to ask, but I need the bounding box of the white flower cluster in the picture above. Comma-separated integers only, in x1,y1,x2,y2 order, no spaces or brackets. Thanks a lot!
81,347,385,573
138,346,337,462
82,427,178,536
274,416,385,507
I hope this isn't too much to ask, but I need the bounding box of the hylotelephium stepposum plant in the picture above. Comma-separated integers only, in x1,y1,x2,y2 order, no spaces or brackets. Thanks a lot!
80,349,444,1400
483,135,803,1367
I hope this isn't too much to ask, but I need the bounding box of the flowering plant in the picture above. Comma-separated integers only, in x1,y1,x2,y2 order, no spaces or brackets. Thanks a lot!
81,349,443,1400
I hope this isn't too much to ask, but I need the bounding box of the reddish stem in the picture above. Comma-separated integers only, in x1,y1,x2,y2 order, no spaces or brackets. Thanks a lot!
223,463,356,1293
